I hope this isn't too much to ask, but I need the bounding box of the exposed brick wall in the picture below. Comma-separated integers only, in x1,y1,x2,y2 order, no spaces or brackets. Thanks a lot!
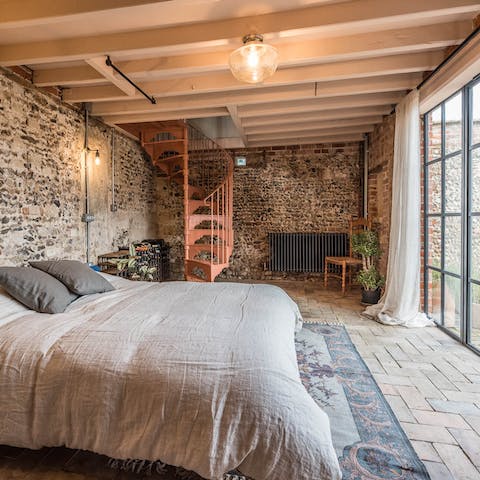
220,142,362,280
155,142,362,281
367,113,395,278
0,68,159,266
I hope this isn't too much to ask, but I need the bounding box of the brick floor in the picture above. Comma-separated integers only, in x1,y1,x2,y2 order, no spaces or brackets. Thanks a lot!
278,280,480,480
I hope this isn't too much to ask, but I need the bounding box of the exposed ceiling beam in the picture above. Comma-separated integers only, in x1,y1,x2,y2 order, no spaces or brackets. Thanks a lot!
226,105,247,148
92,84,315,116
102,108,229,126
248,135,364,148
32,20,471,87
238,92,406,118
62,52,441,103
245,116,384,135
85,74,419,115
93,89,405,120
0,0,161,26
85,56,136,96
242,106,392,128
248,125,375,142
1,0,479,65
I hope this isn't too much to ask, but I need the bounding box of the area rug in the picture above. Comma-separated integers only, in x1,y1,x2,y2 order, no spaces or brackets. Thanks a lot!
297,323,430,480
0,324,429,480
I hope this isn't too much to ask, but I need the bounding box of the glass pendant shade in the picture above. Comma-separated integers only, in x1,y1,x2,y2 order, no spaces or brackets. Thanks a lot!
229,34,279,84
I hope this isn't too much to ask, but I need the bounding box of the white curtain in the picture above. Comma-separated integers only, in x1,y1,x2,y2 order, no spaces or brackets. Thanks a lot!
364,89,433,327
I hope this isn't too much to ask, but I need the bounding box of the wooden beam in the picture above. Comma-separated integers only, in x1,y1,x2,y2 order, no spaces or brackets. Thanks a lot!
0,0,161,26
239,92,406,118
32,20,471,87
62,52,441,103
82,73,419,113
248,126,375,142
34,65,105,87
226,105,247,148
85,56,136,96
1,0,478,65
242,106,391,128
93,89,405,120
245,116,384,135
420,29,480,113
248,135,364,148
102,108,229,125
93,84,315,116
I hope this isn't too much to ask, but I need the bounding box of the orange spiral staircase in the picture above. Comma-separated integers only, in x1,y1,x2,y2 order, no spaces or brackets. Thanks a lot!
120,120,234,282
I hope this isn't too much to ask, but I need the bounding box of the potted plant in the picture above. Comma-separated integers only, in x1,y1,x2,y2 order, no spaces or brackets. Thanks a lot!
112,243,157,281
351,230,385,304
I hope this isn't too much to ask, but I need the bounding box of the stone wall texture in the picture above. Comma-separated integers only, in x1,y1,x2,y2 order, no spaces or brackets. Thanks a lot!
156,176,184,279
367,113,395,278
0,69,159,266
222,143,362,280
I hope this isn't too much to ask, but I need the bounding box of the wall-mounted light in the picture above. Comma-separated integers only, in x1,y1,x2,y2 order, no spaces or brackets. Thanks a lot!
85,147,100,166
229,34,279,84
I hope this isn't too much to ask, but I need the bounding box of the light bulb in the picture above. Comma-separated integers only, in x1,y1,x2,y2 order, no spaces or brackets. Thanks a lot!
246,46,260,68
229,34,279,84
94,150,100,166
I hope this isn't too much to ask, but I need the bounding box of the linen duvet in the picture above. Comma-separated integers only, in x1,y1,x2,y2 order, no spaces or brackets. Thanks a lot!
0,276,341,479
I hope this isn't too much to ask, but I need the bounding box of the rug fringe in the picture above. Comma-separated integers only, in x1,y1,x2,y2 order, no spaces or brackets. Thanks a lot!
107,458,247,479
107,457,168,475
302,320,344,326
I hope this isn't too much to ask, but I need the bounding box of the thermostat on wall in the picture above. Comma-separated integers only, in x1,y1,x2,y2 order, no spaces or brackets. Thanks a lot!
234,155,247,167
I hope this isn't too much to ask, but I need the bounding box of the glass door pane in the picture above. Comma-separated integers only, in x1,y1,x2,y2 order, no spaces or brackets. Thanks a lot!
445,93,462,154
428,107,442,161
444,275,462,333
427,161,442,213
427,269,442,324
471,283,480,349
472,216,480,281
473,148,480,212
444,216,462,275
468,81,480,351
473,82,480,146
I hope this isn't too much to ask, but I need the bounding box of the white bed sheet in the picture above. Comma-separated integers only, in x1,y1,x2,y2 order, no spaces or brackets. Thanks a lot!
0,277,341,480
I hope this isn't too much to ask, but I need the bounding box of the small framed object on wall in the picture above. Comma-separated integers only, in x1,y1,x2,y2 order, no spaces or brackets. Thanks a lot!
234,155,247,167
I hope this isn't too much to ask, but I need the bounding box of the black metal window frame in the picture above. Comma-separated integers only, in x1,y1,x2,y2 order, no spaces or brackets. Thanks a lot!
423,75,480,355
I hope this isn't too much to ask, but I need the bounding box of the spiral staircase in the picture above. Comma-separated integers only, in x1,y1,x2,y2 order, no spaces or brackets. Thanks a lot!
120,120,234,282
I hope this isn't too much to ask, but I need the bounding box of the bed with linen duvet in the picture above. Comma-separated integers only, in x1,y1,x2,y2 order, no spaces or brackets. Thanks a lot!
0,261,341,480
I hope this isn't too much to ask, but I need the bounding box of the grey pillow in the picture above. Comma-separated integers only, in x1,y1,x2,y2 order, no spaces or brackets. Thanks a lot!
0,267,79,314
30,260,114,295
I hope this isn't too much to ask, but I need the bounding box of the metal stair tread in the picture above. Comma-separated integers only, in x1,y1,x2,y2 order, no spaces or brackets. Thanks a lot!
186,259,229,267
154,154,185,163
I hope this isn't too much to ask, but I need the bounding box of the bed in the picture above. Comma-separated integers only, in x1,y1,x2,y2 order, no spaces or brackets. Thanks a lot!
0,275,341,480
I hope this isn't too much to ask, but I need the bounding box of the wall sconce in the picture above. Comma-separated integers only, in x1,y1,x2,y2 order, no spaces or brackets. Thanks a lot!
85,147,100,166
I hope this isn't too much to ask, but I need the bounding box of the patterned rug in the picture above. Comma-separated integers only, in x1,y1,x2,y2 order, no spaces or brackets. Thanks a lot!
1,324,429,479
297,324,430,480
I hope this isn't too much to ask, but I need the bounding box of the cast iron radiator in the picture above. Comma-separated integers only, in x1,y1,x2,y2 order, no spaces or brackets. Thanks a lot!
268,232,349,273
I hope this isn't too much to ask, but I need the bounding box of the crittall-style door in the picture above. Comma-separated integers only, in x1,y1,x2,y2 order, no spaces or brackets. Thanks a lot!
424,76,480,353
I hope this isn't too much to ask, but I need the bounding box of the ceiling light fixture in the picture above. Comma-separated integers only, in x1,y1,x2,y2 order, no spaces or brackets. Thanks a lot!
229,34,279,84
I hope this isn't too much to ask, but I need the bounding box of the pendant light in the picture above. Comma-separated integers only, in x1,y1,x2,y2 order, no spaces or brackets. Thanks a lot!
229,34,279,84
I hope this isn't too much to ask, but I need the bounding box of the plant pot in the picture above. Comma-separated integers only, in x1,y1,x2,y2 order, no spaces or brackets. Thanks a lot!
361,287,381,305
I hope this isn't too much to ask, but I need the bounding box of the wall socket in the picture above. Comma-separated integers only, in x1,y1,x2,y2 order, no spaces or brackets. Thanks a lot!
81,213,95,223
